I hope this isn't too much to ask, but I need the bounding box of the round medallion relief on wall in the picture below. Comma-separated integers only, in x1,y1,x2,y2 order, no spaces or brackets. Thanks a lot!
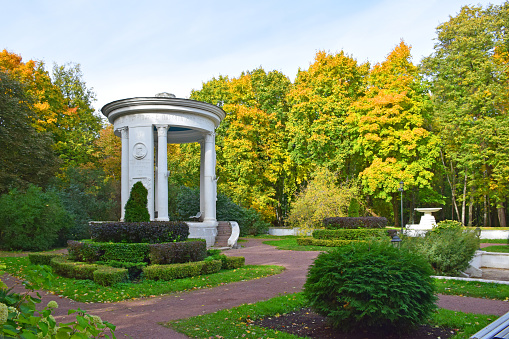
133,142,148,160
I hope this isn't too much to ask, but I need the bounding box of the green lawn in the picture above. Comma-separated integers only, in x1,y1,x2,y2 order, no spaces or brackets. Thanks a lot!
483,245,509,253
166,292,497,339
0,256,284,303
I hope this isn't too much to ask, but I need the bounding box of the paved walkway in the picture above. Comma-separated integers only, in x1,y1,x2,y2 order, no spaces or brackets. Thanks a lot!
3,239,509,338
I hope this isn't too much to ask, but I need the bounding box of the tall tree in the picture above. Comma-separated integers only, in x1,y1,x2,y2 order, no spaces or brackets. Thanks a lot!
287,51,369,180
421,3,509,226
348,41,440,227
0,71,59,193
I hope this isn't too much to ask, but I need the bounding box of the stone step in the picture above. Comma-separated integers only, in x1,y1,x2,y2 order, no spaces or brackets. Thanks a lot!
215,235,230,247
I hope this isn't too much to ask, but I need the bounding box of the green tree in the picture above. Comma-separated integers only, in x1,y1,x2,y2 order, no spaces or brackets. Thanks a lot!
51,63,103,168
287,51,369,179
124,181,150,222
0,70,59,194
421,3,509,226
348,42,440,227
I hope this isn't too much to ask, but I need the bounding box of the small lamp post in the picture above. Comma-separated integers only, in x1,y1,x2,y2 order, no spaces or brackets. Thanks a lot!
391,235,402,248
398,181,404,235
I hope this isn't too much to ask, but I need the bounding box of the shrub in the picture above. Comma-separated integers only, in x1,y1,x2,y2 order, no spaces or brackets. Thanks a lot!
287,168,360,230
97,260,147,280
323,217,388,229
143,262,204,281
430,220,464,234
50,257,99,280
312,229,389,240
298,238,365,247
347,198,360,217
67,240,102,262
28,253,64,266
0,185,72,251
124,181,150,222
304,241,437,333
93,267,128,286
404,228,479,276
201,259,222,275
220,256,245,270
90,221,189,243
149,240,206,264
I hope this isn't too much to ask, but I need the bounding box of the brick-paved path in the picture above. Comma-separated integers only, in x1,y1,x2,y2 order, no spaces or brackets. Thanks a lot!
3,239,509,338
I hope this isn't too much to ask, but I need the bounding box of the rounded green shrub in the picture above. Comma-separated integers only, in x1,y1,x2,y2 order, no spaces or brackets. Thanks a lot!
430,219,464,234
124,181,150,222
303,241,437,333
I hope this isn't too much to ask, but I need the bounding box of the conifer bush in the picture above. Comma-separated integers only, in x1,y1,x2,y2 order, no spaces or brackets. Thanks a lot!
124,181,150,222
304,241,437,333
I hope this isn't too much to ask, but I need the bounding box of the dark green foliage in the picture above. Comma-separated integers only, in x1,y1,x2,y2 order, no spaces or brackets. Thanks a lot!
347,198,360,217
403,228,479,276
50,166,120,241
0,185,72,251
201,259,222,275
143,262,204,281
28,253,64,266
323,217,388,229
67,240,150,263
149,240,207,264
96,260,147,281
90,221,189,243
0,71,59,195
312,229,389,240
297,238,365,247
304,241,437,333
124,181,150,222
169,185,269,236
93,267,128,286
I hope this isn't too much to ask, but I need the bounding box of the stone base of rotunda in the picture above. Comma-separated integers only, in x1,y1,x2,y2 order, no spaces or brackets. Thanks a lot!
187,221,218,247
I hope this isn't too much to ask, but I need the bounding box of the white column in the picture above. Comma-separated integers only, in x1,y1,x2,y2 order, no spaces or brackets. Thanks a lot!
118,127,129,221
199,140,205,218
203,132,216,222
156,125,169,221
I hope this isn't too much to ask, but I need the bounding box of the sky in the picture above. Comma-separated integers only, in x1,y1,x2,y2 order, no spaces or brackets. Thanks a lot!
1,0,506,114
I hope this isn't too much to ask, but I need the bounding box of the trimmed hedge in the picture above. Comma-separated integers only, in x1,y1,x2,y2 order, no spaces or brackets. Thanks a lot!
93,267,128,286
50,257,100,280
201,259,222,275
297,238,365,247
68,239,206,265
149,240,207,264
312,229,389,240
143,262,204,281
28,253,64,266
323,217,388,229
90,221,189,243
221,256,245,269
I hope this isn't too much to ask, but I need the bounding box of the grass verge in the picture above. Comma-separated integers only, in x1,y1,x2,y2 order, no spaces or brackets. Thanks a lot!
482,245,509,253
434,278,509,300
481,239,508,244
166,292,496,339
0,256,284,303
262,238,326,251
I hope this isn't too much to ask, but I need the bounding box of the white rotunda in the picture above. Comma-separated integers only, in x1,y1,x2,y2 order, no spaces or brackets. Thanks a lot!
101,93,226,246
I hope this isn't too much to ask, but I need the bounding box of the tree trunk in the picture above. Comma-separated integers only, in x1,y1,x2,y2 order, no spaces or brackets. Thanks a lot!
498,203,507,228
441,150,460,220
468,194,474,226
393,193,400,229
461,172,467,225
484,195,488,227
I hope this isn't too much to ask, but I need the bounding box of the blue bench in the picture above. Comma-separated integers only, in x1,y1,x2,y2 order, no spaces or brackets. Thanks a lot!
471,312,509,339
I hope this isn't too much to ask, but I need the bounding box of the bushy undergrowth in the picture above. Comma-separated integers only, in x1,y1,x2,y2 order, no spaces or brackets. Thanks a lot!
304,241,437,333
0,185,72,251
312,229,389,240
403,228,479,276
322,217,388,229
